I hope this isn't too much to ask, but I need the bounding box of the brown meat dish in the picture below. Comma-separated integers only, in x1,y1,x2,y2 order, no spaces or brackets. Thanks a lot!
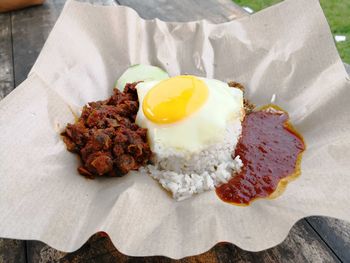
61,83,152,179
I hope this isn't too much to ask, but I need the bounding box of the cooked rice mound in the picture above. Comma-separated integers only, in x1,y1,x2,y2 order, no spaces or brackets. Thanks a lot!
141,121,243,200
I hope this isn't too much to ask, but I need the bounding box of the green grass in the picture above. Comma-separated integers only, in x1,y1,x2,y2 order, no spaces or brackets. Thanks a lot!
235,0,350,63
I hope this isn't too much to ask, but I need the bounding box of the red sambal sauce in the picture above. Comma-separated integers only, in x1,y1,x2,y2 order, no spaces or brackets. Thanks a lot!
216,105,305,205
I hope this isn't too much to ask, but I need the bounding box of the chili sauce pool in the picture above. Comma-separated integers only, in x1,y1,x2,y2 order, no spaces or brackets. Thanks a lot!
216,105,305,205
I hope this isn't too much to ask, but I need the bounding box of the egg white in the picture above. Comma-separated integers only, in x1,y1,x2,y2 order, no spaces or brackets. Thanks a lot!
135,77,244,156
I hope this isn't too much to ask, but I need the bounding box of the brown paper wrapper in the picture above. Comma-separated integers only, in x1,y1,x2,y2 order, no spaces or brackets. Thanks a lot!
0,0,349,258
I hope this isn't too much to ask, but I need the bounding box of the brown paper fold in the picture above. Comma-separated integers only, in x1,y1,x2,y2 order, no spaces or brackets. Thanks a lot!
0,0,349,258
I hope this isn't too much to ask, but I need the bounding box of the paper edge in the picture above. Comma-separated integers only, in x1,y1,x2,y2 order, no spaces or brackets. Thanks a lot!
5,212,348,259
4,0,350,259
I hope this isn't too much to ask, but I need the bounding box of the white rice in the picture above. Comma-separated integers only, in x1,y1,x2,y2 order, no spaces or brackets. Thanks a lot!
141,121,243,201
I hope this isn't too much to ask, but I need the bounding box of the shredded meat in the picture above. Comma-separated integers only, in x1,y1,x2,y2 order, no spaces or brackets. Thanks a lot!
61,83,152,178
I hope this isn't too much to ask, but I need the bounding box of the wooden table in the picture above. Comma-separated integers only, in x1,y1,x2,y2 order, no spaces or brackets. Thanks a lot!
1,0,350,262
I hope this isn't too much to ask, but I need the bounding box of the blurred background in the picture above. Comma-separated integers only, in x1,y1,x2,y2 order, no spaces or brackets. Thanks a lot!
236,0,350,63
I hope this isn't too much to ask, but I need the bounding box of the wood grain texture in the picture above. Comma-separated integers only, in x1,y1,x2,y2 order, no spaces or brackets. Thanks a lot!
117,0,246,23
11,0,65,86
0,13,14,99
227,220,340,263
27,240,67,263
0,239,26,263
0,13,26,263
307,217,350,263
10,0,117,87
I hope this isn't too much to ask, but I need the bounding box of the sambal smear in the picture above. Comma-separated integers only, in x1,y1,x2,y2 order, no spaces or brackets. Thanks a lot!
216,105,305,205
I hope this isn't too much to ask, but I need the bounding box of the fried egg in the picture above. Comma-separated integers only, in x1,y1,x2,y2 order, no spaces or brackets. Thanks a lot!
135,75,244,156
117,66,245,199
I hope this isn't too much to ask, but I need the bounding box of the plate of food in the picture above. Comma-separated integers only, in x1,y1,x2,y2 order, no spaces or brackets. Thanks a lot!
0,0,349,259
61,63,305,205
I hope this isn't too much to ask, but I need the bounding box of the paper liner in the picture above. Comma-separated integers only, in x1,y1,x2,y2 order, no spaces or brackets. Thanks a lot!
1,0,349,258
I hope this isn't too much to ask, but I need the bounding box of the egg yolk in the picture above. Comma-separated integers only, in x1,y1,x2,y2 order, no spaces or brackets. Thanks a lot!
143,75,209,124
